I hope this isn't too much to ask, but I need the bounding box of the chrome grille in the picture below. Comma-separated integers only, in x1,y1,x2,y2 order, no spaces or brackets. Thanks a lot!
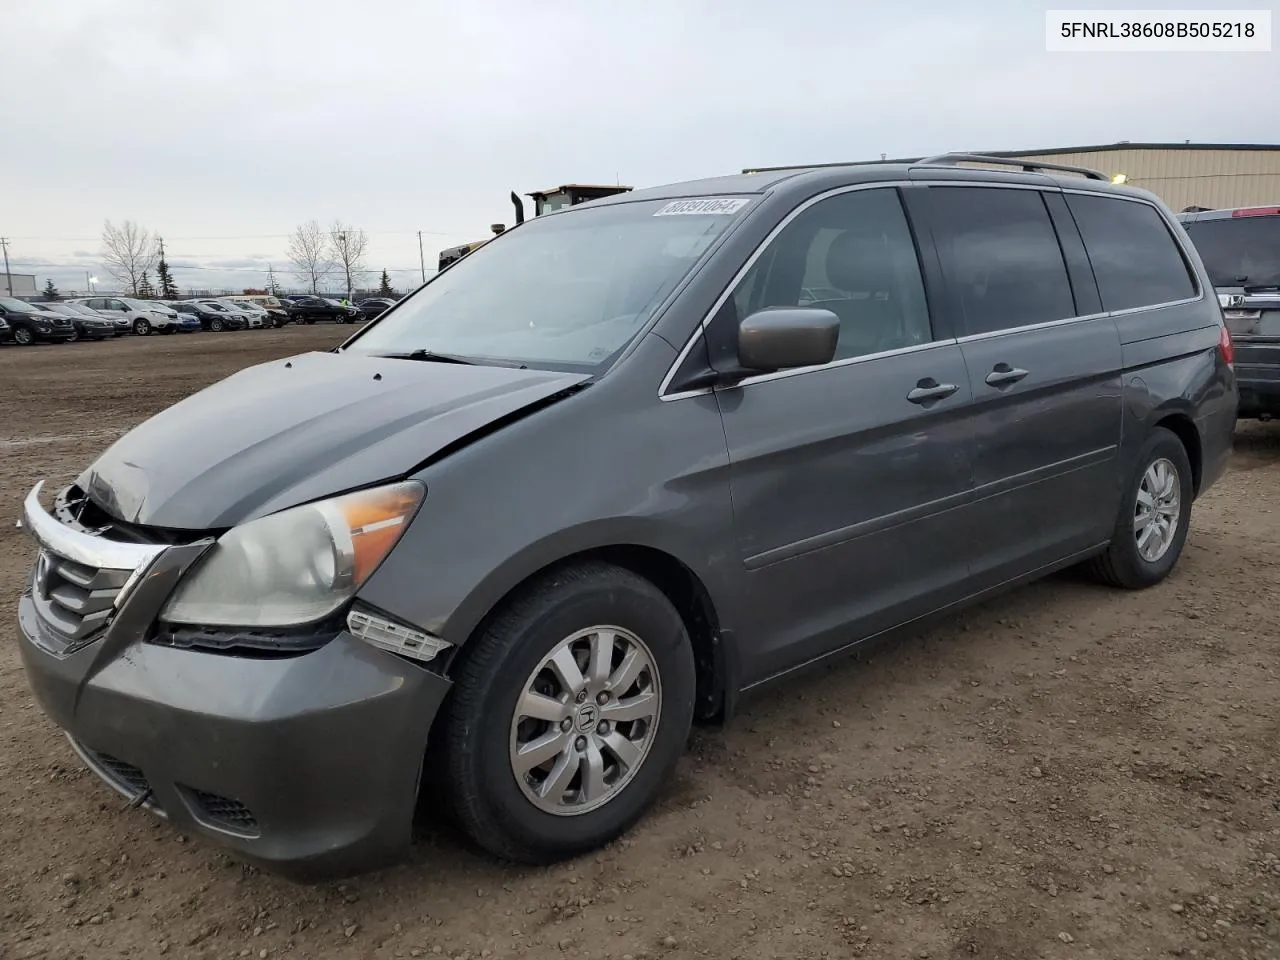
22,482,171,657
29,550,131,653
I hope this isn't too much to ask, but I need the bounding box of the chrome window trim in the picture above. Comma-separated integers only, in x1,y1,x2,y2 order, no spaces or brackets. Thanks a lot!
954,311,1110,344
658,180,1211,402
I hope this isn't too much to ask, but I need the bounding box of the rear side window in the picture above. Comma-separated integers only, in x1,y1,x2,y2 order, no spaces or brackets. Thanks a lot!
1066,194,1197,310
928,187,1077,335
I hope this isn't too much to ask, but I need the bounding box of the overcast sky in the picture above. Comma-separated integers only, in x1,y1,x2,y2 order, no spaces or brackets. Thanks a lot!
2,0,1274,296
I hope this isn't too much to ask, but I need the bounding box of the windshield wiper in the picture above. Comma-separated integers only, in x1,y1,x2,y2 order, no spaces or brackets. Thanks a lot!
375,350,476,364
374,350,528,369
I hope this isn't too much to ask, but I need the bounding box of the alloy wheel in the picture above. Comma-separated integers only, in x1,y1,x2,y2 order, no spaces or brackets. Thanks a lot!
1134,457,1181,562
509,625,661,817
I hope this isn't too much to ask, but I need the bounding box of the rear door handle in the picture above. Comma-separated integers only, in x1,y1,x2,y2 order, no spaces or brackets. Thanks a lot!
907,379,959,404
985,363,1029,387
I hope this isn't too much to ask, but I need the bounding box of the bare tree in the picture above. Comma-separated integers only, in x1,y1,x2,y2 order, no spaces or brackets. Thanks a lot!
101,220,158,295
328,221,369,300
287,220,333,294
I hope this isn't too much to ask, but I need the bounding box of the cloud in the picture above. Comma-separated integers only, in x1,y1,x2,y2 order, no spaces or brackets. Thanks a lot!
1,0,1273,297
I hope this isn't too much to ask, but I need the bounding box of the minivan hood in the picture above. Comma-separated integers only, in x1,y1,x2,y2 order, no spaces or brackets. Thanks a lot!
78,350,590,529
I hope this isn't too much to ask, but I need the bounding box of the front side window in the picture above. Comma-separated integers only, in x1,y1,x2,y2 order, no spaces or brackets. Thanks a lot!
344,197,752,371
723,187,933,362
1067,194,1198,310
928,187,1077,335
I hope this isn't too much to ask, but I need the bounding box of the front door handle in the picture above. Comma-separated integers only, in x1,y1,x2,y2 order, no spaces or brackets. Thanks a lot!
985,363,1029,387
907,378,959,404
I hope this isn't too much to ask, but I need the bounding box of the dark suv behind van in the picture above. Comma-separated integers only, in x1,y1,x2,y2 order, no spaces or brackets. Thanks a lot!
1178,204,1280,419
17,155,1237,880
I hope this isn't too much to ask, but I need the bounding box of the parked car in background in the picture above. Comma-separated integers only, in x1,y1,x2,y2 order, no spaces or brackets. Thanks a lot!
355,298,397,321
65,300,130,336
33,303,115,341
227,295,290,326
196,299,259,329
216,299,271,329
285,296,362,324
124,298,184,334
10,158,1238,879
0,296,76,344
1178,204,1280,421
75,297,175,336
171,300,246,331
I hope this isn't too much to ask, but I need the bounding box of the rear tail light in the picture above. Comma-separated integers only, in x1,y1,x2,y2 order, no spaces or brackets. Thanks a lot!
1230,206,1280,218
1218,323,1235,367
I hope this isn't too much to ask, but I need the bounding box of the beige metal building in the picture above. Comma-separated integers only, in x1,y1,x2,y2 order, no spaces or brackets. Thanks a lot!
747,142,1280,212
978,143,1280,212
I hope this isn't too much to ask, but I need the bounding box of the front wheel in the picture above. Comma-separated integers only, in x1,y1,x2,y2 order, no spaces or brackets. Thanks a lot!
1082,426,1194,589
209,318,224,332
133,317,151,336
441,563,696,864
13,326,34,346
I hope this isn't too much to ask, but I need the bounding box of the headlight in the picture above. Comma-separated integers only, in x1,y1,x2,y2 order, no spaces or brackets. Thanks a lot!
161,480,424,628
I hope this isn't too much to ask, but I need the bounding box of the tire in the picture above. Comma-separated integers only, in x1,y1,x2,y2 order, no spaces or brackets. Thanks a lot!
209,318,224,333
1083,426,1194,589
133,317,151,336
441,562,696,864
13,326,34,346
66,331,79,343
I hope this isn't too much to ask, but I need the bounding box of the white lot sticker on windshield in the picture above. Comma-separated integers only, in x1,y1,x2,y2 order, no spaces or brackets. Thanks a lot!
653,198,750,216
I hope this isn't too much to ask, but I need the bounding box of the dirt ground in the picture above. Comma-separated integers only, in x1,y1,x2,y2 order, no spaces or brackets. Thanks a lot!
2,327,1278,960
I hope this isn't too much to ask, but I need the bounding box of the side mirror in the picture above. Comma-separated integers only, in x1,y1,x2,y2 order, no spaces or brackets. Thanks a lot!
737,306,839,372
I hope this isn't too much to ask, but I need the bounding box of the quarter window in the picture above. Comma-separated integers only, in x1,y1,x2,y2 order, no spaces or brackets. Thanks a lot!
928,187,1078,335
1067,194,1198,310
727,188,933,362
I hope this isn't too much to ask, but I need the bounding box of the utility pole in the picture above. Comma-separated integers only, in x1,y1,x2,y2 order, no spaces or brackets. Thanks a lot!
1,237,12,296
418,231,426,284
267,264,278,295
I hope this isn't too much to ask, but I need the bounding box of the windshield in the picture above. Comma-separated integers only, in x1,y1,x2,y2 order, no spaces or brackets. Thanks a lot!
1184,215,1280,289
343,196,751,370
0,297,40,313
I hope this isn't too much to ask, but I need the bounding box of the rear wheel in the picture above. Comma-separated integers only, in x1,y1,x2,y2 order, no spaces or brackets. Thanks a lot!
441,563,696,864
1083,426,1194,589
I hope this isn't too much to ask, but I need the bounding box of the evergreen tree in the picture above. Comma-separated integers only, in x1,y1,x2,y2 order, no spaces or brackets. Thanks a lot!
156,250,179,299
378,268,394,298
137,270,156,299
42,279,60,301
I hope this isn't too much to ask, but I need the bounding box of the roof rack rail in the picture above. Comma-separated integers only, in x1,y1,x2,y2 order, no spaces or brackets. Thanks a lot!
915,153,1109,181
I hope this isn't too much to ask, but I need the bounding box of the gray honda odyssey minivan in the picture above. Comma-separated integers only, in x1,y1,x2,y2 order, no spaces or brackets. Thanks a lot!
17,154,1237,879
